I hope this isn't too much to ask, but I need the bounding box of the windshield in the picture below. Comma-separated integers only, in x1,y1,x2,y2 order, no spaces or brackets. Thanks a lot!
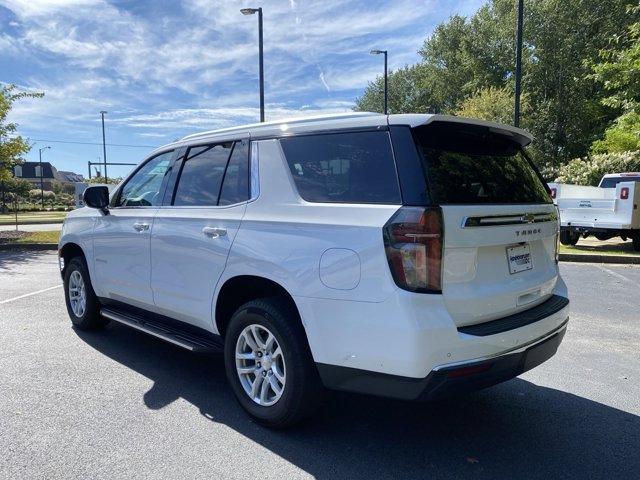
599,176,640,188
413,123,551,205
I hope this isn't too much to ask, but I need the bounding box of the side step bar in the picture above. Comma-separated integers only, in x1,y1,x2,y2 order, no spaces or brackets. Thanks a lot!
101,308,223,353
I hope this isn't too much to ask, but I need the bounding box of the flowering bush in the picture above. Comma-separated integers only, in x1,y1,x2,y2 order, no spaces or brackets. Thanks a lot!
554,151,640,185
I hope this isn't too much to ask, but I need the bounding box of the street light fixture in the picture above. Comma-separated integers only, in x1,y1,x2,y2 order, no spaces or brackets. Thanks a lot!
100,111,108,181
38,146,51,210
241,7,265,122
370,49,388,115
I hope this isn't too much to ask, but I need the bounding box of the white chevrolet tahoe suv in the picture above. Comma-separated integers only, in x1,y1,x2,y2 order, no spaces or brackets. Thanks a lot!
59,112,569,427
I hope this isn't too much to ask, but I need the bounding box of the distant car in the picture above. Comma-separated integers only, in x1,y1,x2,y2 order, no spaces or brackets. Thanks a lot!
549,172,640,249
58,113,569,427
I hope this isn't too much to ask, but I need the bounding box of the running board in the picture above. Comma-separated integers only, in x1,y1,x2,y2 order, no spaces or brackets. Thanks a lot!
100,308,223,353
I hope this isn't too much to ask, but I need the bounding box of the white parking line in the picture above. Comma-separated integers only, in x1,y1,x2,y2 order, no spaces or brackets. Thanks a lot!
0,284,62,305
597,265,640,289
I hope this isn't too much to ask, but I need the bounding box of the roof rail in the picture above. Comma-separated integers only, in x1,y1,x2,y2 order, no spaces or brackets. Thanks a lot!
180,111,380,141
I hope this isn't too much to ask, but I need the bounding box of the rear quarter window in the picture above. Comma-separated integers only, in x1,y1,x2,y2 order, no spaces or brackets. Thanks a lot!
279,131,401,204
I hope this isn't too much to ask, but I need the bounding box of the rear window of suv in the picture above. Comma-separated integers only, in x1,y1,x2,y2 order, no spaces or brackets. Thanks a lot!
413,122,551,204
280,131,401,204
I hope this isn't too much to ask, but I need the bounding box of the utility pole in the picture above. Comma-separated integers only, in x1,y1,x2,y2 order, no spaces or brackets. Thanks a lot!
100,111,108,180
38,146,51,210
514,0,524,127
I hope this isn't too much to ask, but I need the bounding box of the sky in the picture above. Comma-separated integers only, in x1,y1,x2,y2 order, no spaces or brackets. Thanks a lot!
0,0,485,179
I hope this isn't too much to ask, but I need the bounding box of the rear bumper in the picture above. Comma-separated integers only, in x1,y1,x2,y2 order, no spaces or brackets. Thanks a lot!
317,320,567,401
561,224,633,232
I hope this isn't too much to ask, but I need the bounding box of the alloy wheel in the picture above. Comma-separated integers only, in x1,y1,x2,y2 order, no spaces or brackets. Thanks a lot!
68,270,86,318
235,324,286,406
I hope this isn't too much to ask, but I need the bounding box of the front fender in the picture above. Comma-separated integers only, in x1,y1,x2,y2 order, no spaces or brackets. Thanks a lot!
59,213,98,294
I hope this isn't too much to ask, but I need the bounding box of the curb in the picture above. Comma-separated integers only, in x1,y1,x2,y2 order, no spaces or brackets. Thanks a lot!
559,253,640,264
0,243,58,251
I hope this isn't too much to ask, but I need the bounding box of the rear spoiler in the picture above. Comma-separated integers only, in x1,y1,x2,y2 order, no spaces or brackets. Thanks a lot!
388,114,533,148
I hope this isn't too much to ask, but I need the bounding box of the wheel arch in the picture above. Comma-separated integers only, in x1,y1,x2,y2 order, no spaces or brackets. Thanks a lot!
214,275,303,339
59,241,86,274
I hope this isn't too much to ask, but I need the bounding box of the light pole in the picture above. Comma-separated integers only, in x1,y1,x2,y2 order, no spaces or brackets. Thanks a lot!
514,0,524,127
100,111,108,180
241,7,265,122
38,146,51,210
370,49,388,115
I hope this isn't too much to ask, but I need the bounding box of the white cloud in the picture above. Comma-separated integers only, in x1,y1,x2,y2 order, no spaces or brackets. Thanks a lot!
0,0,100,17
1,0,484,140
1,0,438,95
112,101,354,133
319,71,330,92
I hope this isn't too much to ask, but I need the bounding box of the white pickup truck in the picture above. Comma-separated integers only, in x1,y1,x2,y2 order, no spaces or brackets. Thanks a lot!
548,173,640,250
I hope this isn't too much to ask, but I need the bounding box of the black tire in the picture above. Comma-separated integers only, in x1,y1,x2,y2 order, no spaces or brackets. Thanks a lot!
224,298,325,428
63,256,108,330
559,230,579,246
633,234,640,252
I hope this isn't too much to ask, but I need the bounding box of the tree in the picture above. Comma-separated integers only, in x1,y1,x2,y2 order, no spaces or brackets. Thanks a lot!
592,112,640,153
354,0,637,169
354,64,433,114
590,5,640,153
0,177,31,213
0,85,44,182
456,86,529,126
88,175,123,185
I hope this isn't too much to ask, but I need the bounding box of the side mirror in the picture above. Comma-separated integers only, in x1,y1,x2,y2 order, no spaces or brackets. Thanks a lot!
83,186,110,214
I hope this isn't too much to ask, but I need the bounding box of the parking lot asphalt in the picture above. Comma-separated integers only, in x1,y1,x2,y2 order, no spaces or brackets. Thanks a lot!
0,251,638,479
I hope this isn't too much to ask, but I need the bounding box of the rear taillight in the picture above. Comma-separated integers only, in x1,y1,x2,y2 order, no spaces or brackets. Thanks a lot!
621,187,629,200
550,188,557,199
383,207,443,293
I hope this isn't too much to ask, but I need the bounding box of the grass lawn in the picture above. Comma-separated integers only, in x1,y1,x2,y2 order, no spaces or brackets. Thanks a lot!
0,230,60,244
0,211,68,225
559,239,640,257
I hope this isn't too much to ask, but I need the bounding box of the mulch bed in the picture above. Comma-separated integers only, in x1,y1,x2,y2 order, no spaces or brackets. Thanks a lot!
0,231,29,243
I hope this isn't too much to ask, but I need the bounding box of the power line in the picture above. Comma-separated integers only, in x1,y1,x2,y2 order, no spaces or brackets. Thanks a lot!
8,136,157,148
31,138,157,148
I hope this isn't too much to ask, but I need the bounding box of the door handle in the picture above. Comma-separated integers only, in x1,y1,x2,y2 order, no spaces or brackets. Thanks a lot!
133,222,149,232
202,227,227,238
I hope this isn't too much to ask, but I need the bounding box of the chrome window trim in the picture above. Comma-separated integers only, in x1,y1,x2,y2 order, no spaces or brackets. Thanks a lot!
156,202,248,210
249,140,260,202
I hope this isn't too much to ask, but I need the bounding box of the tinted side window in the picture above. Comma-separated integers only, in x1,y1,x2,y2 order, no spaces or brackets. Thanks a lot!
118,151,173,207
279,131,401,204
173,143,232,206
219,141,250,206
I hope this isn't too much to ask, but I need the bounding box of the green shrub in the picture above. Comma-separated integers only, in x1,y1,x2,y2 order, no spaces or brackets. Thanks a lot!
554,151,640,185
592,112,640,154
